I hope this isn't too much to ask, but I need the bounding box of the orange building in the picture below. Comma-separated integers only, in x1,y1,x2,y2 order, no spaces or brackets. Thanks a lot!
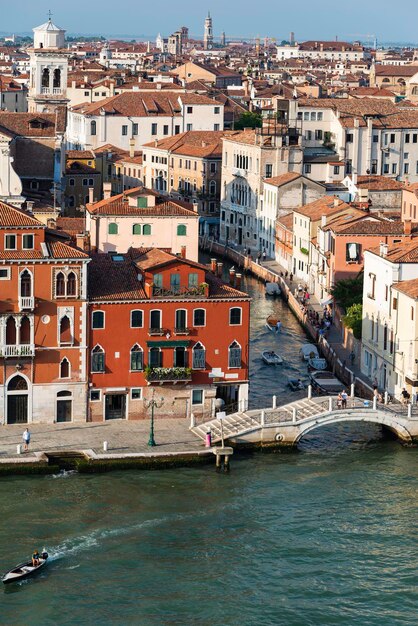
87,248,250,421
0,201,90,424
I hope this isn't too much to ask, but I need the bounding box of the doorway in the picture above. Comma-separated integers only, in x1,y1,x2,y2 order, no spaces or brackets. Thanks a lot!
105,394,126,420
7,375,29,424
57,391,72,422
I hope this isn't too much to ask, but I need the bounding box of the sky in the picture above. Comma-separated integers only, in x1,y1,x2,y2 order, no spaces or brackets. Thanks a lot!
1,0,417,43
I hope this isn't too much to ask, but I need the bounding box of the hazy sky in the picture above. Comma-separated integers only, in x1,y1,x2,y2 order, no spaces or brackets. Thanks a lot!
2,0,417,43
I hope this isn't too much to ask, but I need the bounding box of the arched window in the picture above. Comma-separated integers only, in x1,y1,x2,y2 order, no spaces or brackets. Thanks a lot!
209,180,216,196
130,344,143,371
67,272,77,297
142,224,151,235
177,224,187,236
56,271,65,297
149,346,162,368
60,316,72,345
91,120,97,135
60,358,70,378
229,307,242,325
228,341,242,368
175,309,187,332
53,68,61,88
41,68,49,88
8,375,27,391
5,316,17,345
20,270,32,297
192,342,205,369
412,86,418,96
20,316,31,344
91,345,105,372
92,311,105,329
132,224,142,235
68,196,75,208
108,222,118,235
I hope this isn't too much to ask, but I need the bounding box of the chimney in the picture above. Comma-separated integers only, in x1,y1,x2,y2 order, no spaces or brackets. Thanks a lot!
235,273,242,289
321,215,327,227
211,258,217,272
103,182,112,199
26,201,34,214
180,245,186,259
192,201,199,213
333,197,339,207
404,219,412,236
380,242,388,257
88,187,94,204
156,83,162,90
229,268,236,286
76,233,89,251
129,138,135,158
217,262,223,277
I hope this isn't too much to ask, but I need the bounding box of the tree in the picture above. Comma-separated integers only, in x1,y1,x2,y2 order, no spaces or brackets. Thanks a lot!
343,303,363,339
331,273,363,311
234,111,262,130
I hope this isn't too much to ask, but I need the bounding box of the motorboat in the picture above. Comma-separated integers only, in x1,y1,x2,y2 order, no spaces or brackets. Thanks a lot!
300,343,319,361
309,371,344,395
307,357,328,371
265,282,281,296
266,315,283,333
262,350,283,365
288,377,305,391
2,552,48,584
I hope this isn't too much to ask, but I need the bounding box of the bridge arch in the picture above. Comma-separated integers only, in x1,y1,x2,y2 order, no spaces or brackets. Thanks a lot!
294,411,413,444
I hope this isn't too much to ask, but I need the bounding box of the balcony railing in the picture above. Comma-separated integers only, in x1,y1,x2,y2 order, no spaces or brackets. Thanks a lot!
148,327,167,336
145,367,192,384
174,327,191,335
19,296,35,311
0,344,35,358
152,285,207,298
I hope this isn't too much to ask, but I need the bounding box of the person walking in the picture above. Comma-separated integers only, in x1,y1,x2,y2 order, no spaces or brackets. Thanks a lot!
341,389,348,409
22,428,31,452
262,248,266,262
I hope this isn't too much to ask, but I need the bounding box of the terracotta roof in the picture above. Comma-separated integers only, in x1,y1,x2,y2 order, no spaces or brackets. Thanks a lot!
66,150,95,159
0,109,66,137
0,201,43,228
367,240,418,263
0,234,88,260
276,212,294,231
264,173,302,187
86,187,196,217
56,217,86,236
294,196,351,221
356,176,404,191
374,65,418,77
143,130,230,158
392,278,418,298
326,215,407,235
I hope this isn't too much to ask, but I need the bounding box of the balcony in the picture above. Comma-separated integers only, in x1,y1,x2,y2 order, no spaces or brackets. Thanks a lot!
0,344,35,358
145,367,192,384
148,327,167,336
174,327,191,335
152,285,208,298
19,296,35,311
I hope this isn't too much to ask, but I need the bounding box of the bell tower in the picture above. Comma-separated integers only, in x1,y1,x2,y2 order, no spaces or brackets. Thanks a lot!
203,12,213,50
28,12,70,113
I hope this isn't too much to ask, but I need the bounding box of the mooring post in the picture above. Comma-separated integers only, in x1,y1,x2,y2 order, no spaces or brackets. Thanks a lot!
103,441,108,452
373,396,377,410
224,454,230,473
350,383,355,398
272,395,277,409
260,410,265,426
17,444,21,455
190,412,196,428
384,391,388,405
216,453,222,472
292,407,297,423
307,385,312,399
408,403,412,418
328,397,333,412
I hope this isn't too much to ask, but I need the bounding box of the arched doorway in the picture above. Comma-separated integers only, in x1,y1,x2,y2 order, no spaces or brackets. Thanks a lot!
56,391,72,422
7,375,29,424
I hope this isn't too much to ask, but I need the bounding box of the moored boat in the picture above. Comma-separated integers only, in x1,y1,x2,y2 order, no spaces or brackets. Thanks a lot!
307,357,328,371
288,377,305,391
266,315,283,332
309,371,344,395
262,350,283,365
300,343,319,361
2,552,48,584
265,282,281,296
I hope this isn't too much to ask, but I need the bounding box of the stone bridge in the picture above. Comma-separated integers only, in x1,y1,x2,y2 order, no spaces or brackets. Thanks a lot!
191,395,418,447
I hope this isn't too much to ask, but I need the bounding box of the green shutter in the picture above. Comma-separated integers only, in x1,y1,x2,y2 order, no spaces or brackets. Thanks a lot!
137,197,148,208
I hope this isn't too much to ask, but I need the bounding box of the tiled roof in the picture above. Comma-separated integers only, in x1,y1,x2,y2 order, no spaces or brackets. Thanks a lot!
356,176,404,191
56,217,86,236
143,130,229,158
276,212,294,231
294,196,351,221
374,65,418,77
327,216,407,235
392,278,418,298
86,188,196,217
264,173,302,187
66,150,95,159
0,201,43,227
367,240,418,263
0,109,66,136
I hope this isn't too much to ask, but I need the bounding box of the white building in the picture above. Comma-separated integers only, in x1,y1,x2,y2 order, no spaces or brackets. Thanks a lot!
361,240,418,396
277,41,368,62
66,93,224,151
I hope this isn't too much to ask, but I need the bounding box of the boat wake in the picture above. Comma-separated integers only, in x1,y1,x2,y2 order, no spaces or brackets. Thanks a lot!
50,470,78,479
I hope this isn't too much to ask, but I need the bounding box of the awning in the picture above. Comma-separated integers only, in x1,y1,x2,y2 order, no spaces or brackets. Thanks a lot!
320,296,333,306
146,340,190,348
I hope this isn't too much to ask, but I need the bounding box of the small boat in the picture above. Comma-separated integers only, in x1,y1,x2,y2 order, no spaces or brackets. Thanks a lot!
262,350,283,365
266,315,283,333
288,377,305,391
309,371,344,394
300,343,319,361
2,552,48,584
307,357,328,371
265,282,281,296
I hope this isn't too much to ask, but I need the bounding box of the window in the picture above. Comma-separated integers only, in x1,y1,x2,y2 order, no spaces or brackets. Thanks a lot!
175,125,180,134
209,181,216,195
5,234,16,250
214,106,220,114
346,243,361,263
188,273,198,288
59,315,72,345
90,389,101,401
91,345,105,372
177,224,187,236
412,307,414,321
191,389,203,405
82,178,88,187
150,310,162,330
228,341,242,368
131,388,142,400
132,123,138,135
265,164,272,178
315,129,323,140
60,357,70,378
214,124,220,131
92,311,105,329
187,106,193,114
149,347,162,368
192,342,205,369
22,234,34,250
368,273,376,300
193,308,205,326
373,135,379,143
404,163,409,175
346,133,353,143
132,224,141,235
229,307,242,325
317,112,323,121
56,271,65,297
210,162,217,173
383,325,388,351
67,272,77,296
163,125,169,135
88,178,94,186
0,268,10,280
122,125,128,136
392,297,397,310
310,112,317,121
131,310,143,328
392,163,397,175
186,124,193,131
390,133,395,143
151,123,157,135
303,112,309,121
304,164,311,174
174,346,187,367
130,345,144,371
383,164,389,174
142,224,151,235
69,178,75,186
175,309,187,331
108,222,118,235
333,166,340,175
414,134,418,144
90,120,96,135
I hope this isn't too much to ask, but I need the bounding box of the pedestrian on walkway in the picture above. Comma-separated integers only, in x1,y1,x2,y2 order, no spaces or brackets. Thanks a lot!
257,251,261,264
289,272,293,282
22,428,31,452
401,388,410,405
262,248,266,262
341,389,348,409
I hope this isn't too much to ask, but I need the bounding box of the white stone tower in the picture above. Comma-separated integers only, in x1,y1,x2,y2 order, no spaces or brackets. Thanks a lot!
100,43,112,67
28,13,70,113
203,12,213,50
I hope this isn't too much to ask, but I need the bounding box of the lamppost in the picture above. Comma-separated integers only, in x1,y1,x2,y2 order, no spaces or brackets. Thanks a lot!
144,390,164,447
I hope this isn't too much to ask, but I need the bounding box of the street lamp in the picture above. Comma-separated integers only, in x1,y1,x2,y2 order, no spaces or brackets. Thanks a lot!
144,390,164,447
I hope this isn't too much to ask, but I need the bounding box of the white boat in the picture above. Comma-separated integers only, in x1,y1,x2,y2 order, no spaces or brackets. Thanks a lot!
266,316,283,333
309,371,344,394
265,282,281,296
262,350,284,365
2,552,48,584
300,344,319,361
308,357,328,371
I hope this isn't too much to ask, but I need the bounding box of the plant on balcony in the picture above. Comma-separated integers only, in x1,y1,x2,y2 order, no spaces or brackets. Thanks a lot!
300,247,309,256
145,367,192,381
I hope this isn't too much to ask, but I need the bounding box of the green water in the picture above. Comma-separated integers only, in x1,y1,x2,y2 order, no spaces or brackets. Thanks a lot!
1,432,417,625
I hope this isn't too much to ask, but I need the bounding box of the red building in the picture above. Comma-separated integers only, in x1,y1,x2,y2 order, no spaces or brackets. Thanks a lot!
0,201,89,424
87,248,250,421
